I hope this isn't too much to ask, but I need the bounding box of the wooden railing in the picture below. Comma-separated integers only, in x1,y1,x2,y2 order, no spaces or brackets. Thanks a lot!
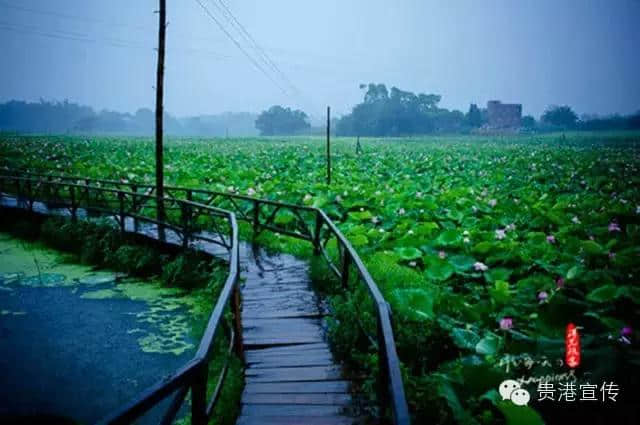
0,175,241,425
3,170,411,425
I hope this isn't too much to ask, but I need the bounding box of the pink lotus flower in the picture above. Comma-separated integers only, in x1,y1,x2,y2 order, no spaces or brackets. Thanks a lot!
438,250,446,259
608,222,621,232
538,291,549,302
546,235,556,244
621,326,632,337
495,229,506,240
499,317,513,330
556,277,565,288
488,199,497,207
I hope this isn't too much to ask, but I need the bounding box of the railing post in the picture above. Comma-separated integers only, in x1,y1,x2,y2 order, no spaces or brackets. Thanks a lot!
181,203,191,249
191,363,208,425
26,179,33,211
340,249,350,289
313,211,323,255
186,189,193,202
46,175,53,203
118,191,125,233
252,200,260,234
69,185,77,221
131,184,139,232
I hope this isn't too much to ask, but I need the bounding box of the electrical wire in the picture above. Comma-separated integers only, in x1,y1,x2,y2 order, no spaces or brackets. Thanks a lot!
193,0,290,96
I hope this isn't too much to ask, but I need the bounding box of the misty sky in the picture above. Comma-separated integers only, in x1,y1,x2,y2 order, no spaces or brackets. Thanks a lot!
1,0,639,122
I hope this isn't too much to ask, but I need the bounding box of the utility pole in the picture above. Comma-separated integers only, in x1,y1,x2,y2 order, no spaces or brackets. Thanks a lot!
155,0,166,239
326,106,331,185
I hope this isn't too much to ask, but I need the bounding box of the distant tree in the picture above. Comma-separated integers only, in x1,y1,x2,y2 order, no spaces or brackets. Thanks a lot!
576,111,640,131
0,99,257,136
255,105,310,136
521,115,536,129
541,105,578,128
336,83,444,136
466,104,483,127
0,99,93,134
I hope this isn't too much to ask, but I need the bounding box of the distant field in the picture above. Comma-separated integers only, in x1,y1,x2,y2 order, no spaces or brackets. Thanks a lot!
2,132,639,424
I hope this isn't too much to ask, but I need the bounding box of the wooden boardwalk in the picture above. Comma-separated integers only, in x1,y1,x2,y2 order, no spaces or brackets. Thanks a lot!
1,194,363,424
235,247,361,425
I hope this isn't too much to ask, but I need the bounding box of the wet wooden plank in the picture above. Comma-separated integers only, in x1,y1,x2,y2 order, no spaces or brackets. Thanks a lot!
246,353,334,368
246,349,332,362
242,272,311,282
242,392,352,405
245,342,327,353
244,335,324,347
239,404,347,417
236,417,358,425
241,283,312,293
245,366,343,383
243,329,324,344
242,380,351,394
242,291,317,303
242,309,323,319
243,317,322,330
242,296,317,307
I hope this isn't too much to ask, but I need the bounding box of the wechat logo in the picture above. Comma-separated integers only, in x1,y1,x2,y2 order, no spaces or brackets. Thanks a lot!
499,380,531,406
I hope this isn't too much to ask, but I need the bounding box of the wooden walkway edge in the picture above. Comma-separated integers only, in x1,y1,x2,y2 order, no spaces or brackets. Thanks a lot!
235,247,362,425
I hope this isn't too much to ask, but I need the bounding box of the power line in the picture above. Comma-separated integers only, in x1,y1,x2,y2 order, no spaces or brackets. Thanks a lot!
0,0,150,32
0,0,229,47
0,22,149,50
193,0,290,96
214,0,300,96
0,21,231,59
203,0,314,112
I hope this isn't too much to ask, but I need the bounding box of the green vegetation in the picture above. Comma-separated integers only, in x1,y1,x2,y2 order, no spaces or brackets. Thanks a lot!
2,132,639,424
255,105,310,135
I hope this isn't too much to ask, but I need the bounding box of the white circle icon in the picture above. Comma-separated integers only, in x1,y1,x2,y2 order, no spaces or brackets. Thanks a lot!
510,388,531,406
498,380,521,400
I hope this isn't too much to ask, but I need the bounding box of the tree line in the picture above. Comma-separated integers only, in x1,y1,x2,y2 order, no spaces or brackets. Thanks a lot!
0,100,259,137
255,83,640,136
3,91,639,137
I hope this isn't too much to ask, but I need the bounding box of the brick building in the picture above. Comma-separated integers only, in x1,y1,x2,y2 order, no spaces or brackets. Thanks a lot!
487,100,522,128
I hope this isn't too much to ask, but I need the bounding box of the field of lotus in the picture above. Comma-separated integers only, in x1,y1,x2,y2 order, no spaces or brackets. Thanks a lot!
1,132,639,424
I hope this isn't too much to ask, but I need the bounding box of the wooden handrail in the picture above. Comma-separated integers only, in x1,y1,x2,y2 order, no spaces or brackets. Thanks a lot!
5,170,412,425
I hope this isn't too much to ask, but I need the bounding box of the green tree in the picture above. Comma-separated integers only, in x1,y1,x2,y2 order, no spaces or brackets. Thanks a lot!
521,115,536,129
336,83,450,136
255,105,310,136
465,104,483,127
541,105,577,128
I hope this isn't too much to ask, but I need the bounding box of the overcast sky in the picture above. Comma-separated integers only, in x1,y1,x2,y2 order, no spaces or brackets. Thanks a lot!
0,0,639,121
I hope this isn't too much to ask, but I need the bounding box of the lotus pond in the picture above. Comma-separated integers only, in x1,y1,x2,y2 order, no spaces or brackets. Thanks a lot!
1,132,639,424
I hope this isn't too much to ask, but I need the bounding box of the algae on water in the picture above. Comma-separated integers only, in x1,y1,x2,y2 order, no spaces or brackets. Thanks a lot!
1,232,211,356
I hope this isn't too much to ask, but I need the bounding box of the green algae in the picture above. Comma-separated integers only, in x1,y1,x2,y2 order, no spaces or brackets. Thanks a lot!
80,289,119,299
0,234,115,288
1,309,26,316
1,232,212,356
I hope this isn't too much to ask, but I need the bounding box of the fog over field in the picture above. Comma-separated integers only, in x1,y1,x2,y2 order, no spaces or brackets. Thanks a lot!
1,0,639,121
